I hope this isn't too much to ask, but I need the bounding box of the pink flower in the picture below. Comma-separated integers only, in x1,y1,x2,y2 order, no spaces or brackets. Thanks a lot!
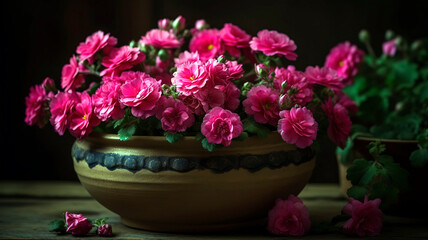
158,18,171,30
305,66,345,91
68,92,100,139
61,55,86,91
267,195,311,236
278,107,318,148
250,30,297,60
65,212,93,236
92,81,125,121
179,94,205,116
97,224,113,237
335,90,358,116
140,29,184,49
25,84,49,127
174,51,200,67
225,60,244,80
156,97,195,133
119,74,162,119
383,39,397,57
343,196,383,237
321,98,352,149
189,29,223,61
172,61,209,96
201,107,243,146
100,46,145,77
49,91,79,136
76,31,117,64
220,23,251,57
325,41,364,85
274,66,313,106
243,85,280,126
224,83,241,111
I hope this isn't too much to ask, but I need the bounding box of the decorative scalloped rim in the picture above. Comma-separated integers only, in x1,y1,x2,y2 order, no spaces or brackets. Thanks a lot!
72,142,315,173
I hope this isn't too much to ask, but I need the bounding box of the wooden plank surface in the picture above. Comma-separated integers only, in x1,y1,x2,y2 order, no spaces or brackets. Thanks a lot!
0,181,427,239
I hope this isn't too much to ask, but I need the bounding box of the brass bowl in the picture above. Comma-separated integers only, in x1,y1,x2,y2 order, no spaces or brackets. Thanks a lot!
72,132,315,232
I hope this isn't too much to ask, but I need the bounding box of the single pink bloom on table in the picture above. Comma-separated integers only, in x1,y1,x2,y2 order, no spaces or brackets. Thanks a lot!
172,61,209,96
305,66,345,91
278,107,318,148
189,29,223,61
267,195,311,236
49,91,80,136
343,196,383,237
68,92,100,139
321,98,352,149
382,39,397,57
243,85,280,126
119,75,162,119
100,46,145,77
92,81,125,121
201,107,243,146
250,30,297,60
140,29,184,49
274,66,313,106
61,55,86,91
325,41,364,85
220,23,251,57
65,212,93,236
24,84,50,127
156,97,195,133
76,31,117,64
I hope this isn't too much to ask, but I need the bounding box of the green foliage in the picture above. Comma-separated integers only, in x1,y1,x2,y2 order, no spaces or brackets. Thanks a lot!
164,132,184,143
410,149,428,167
346,141,409,209
201,138,219,152
48,219,67,234
242,117,270,138
92,217,109,227
118,124,137,141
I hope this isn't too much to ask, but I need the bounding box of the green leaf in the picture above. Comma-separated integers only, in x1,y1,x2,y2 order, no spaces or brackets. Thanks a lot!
93,217,108,227
359,162,377,185
386,60,419,90
118,124,137,141
346,158,372,185
410,148,428,167
235,131,249,141
378,155,409,190
346,185,368,201
201,138,219,152
242,118,270,138
164,132,184,143
414,81,428,101
368,141,386,157
370,181,399,209
336,138,354,165
113,118,125,129
48,219,67,233
417,129,428,148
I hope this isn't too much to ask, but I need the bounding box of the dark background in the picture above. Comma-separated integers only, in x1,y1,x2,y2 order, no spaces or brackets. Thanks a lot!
2,0,428,181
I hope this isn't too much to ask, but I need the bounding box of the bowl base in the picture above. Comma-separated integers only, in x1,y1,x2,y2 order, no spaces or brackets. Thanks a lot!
120,216,266,233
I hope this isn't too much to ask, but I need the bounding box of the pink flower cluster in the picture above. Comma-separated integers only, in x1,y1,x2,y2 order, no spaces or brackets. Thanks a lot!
25,16,356,151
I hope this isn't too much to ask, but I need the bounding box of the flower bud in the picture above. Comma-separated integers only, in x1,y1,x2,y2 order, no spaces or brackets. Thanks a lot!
158,18,171,30
157,49,170,61
172,16,186,32
359,29,370,43
217,55,226,63
279,94,293,110
97,224,113,237
42,77,57,93
255,64,269,78
385,30,395,40
195,19,208,31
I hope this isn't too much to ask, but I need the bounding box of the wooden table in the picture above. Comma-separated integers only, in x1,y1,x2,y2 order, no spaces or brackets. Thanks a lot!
0,181,427,239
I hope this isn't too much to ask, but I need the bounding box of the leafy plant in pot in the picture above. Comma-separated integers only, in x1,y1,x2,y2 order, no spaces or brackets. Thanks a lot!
334,30,428,216
25,16,354,232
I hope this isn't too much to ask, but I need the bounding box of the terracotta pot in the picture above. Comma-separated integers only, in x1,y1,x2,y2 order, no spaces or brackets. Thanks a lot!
338,136,427,217
72,132,316,233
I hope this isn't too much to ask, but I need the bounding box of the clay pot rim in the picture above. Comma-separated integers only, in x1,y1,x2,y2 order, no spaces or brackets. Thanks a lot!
355,136,418,144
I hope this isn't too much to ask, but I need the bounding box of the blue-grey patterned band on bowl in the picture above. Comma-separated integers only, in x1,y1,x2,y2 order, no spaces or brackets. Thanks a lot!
72,142,315,173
